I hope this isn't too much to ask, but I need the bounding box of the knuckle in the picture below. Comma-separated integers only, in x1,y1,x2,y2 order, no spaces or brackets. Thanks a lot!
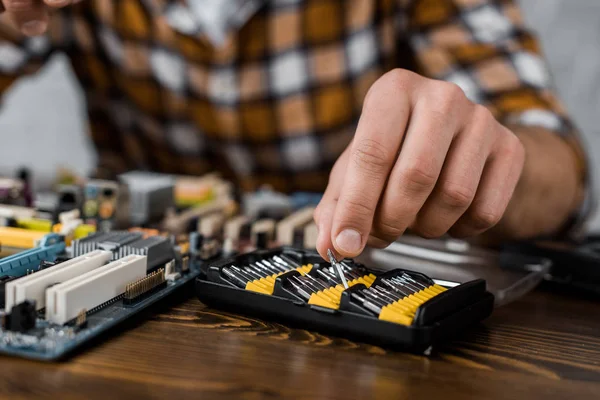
374,220,405,239
362,85,378,110
372,242,390,250
369,237,392,249
384,68,415,88
443,82,466,101
364,69,416,107
509,132,525,158
436,81,466,107
413,224,447,240
467,105,495,141
425,81,470,123
472,104,494,124
399,162,438,192
439,182,475,208
497,130,525,161
351,139,391,175
469,207,503,230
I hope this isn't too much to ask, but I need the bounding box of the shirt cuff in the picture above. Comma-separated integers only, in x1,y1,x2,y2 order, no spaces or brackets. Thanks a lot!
505,109,571,135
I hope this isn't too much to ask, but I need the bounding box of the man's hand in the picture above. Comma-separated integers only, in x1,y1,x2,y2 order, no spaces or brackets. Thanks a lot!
0,0,77,36
314,69,527,259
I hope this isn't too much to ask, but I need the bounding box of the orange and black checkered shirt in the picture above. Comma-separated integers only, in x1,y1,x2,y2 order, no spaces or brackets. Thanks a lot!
0,0,588,196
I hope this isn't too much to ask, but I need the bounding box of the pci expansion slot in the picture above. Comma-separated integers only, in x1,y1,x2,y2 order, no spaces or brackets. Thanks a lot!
46,254,148,325
0,234,66,277
4,250,112,311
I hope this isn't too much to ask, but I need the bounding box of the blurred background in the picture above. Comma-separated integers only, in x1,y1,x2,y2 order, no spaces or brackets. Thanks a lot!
1,0,599,229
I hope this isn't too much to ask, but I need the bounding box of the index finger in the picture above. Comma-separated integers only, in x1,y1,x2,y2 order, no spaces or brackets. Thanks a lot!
331,71,411,257
4,0,48,36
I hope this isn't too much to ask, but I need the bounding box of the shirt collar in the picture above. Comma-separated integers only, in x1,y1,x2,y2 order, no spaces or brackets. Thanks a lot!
159,0,266,47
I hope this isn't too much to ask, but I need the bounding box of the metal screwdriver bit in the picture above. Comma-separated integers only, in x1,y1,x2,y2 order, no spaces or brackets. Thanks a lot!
288,277,312,300
371,287,397,303
244,266,267,279
381,279,410,297
350,293,383,315
328,249,349,289
260,259,288,273
252,262,275,275
231,266,259,282
245,265,269,278
276,254,301,269
222,267,248,288
361,288,388,307
297,277,320,293
316,269,338,285
402,272,431,288
373,285,401,301
394,277,421,293
305,274,329,290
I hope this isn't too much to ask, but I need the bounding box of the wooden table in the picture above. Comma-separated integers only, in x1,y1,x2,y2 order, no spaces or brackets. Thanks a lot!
0,286,599,399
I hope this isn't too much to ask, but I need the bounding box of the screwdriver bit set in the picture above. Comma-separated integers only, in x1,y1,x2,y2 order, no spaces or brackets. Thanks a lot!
196,248,494,353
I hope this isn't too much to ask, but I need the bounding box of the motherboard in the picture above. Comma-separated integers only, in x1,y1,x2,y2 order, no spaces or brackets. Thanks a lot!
0,170,324,361
0,230,200,361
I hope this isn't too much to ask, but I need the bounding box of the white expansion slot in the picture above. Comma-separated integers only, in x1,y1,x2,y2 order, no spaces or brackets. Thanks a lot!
46,254,147,325
4,250,112,312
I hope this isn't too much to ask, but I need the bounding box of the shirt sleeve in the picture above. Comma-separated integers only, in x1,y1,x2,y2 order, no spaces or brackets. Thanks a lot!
405,0,594,238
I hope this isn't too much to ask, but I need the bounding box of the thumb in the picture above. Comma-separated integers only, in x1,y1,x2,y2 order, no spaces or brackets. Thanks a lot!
314,197,336,261
315,149,348,260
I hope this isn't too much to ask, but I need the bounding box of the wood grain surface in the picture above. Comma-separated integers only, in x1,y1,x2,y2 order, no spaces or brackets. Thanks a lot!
0,286,599,400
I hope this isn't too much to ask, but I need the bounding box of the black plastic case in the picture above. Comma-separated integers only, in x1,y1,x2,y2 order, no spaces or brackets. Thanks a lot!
504,239,600,295
195,247,494,353
360,236,552,306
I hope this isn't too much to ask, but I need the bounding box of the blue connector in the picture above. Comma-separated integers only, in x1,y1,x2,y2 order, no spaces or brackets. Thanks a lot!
0,234,66,277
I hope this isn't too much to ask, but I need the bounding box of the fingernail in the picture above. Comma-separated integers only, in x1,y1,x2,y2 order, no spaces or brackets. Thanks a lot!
335,229,362,254
21,21,47,36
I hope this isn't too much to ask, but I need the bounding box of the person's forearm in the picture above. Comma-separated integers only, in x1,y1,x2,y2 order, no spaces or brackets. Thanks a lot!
483,125,584,241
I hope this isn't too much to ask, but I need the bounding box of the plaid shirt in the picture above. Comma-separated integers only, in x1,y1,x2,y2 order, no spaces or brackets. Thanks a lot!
0,0,588,198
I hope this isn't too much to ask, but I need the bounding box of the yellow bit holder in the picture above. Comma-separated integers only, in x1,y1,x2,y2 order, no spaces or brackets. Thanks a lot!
307,273,377,310
246,264,313,295
378,284,447,326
